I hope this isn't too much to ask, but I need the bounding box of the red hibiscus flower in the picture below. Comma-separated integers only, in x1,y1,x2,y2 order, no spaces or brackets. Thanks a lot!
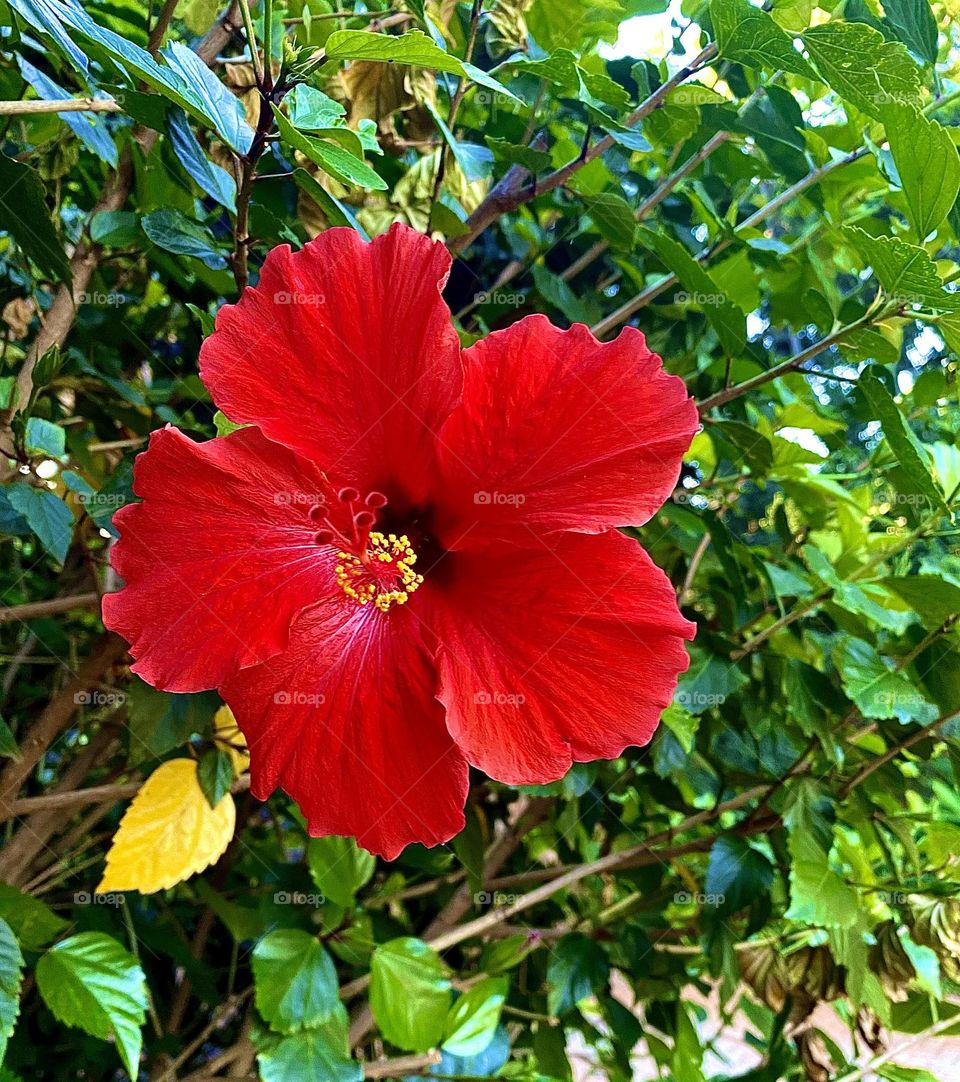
103,223,699,859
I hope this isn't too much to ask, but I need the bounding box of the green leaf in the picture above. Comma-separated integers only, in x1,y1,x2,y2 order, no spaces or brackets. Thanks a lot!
801,22,922,120
4,484,73,563
783,780,859,929
46,0,247,147
369,938,451,1051
485,136,553,174
167,109,237,211
197,747,234,809
256,1019,362,1082
90,210,140,247
0,154,71,286
292,169,369,234
0,919,24,1066
7,0,90,75
286,83,347,129
711,0,815,77
882,105,960,241
24,418,65,460
0,719,18,760
659,703,699,754
161,43,255,154
271,107,387,191
252,929,339,1033
306,835,375,908
844,227,960,310
323,29,520,102
859,366,947,512
212,410,246,436
898,929,941,998
546,934,609,1016
16,56,118,167
882,575,960,629
126,679,219,765
835,638,938,724
452,801,485,899
0,885,67,951
580,192,637,251
141,209,228,270
704,836,773,914
442,977,507,1057
638,227,746,355
36,933,147,1079
883,0,938,64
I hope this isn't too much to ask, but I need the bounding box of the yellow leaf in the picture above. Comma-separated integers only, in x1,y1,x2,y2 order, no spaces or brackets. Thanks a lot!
97,759,235,894
213,705,249,774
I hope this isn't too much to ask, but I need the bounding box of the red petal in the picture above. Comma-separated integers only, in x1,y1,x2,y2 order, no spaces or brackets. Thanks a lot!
103,426,338,693
199,223,461,509
435,316,698,547
221,598,468,860
429,530,695,784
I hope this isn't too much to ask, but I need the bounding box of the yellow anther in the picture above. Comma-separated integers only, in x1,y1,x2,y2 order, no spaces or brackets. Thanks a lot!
334,532,423,612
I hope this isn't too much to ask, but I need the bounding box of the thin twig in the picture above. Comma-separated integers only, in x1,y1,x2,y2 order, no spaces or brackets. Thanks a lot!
0,99,122,116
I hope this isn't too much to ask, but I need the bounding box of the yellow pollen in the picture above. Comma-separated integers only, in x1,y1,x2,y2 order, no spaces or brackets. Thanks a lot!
334,532,424,612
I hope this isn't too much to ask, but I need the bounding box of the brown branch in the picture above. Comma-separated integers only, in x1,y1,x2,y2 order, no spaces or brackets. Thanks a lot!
364,1052,442,1079
449,43,719,253
147,0,181,55
696,311,879,413
589,146,866,339
840,709,960,798
0,726,119,885
0,591,100,623
7,773,249,816
0,632,126,822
